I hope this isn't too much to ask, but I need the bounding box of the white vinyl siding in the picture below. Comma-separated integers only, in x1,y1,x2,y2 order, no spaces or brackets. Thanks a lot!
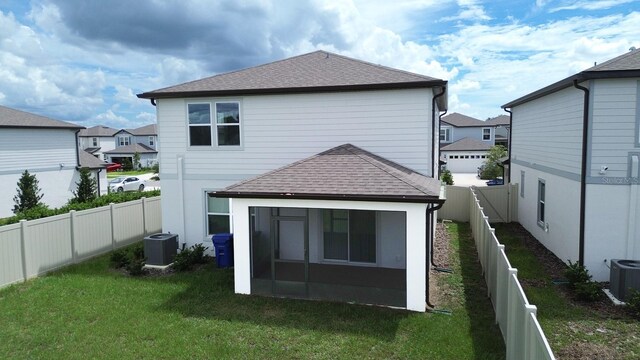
510,86,584,174
157,88,434,177
0,128,78,172
589,78,639,177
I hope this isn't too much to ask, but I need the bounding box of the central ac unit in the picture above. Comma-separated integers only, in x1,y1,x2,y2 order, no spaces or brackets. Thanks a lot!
610,259,640,302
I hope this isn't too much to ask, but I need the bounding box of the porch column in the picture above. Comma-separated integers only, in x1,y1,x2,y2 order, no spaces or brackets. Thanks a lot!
231,198,251,294
406,204,428,312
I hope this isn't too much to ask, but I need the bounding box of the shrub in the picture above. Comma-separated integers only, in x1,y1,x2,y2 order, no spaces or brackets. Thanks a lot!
479,145,507,180
440,169,454,185
574,281,602,302
565,260,591,289
173,247,194,272
191,243,209,264
13,170,44,214
110,249,130,269
73,168,97,203
126,257,146,276
626,289,640,318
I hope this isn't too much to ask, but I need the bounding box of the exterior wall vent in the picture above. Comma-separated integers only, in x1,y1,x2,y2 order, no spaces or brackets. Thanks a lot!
610,259,640,301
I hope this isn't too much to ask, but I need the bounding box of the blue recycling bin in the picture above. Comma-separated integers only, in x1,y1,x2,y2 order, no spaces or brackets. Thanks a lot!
212,233,234,268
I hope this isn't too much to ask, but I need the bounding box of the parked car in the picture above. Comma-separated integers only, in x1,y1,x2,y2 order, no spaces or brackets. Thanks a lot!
109,176,145,192
486,178,504,186
106,163,122,172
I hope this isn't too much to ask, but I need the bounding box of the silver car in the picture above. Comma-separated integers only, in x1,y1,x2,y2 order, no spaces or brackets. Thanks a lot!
109,176,145,192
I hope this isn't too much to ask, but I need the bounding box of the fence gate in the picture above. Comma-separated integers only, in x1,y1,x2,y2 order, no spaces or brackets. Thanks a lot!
473,184,518,223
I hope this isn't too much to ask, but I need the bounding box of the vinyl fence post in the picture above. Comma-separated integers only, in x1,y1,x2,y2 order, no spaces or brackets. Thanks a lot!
142,197,147,236
19,219,28,282
69,210,77,263
110,203,116,250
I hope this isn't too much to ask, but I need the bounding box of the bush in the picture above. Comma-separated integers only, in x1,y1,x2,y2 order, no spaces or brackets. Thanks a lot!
574,281,602,302
13,170,44,214
172,244,210,272
440,169,454,185
565,260,591,288
626,289,640,317
109,243,146,276
126,256,146,276
480,145,507,180
110,249,130,269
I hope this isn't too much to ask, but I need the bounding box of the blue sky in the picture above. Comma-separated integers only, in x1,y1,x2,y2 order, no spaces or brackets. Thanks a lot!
0,0,638,128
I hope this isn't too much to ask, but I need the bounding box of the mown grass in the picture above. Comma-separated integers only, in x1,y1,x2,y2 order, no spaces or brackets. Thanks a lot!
107,170,155,178
0,225,505,359
494,223,640,359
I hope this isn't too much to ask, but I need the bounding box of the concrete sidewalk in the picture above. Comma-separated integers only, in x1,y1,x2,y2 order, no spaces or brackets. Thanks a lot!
451,173,487,187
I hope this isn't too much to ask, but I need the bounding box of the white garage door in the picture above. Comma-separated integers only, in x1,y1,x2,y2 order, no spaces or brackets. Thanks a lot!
443,152,487,173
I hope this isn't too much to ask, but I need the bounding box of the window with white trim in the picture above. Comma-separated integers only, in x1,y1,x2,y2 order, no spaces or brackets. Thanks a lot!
118,136,130,146
537,179,545,227
149,136,155,146
482,127,491,141
92,137,98,147
188,103,212,146
215,102,240,146
440,126,451,142
206,194,231,235
323,209,376,263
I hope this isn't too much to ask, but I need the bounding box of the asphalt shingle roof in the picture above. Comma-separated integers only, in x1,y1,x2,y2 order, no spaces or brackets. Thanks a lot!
79,150,108,169
586,47,640,71
127,124,157,136
138,50,446,100
441,113,509,128
214,144,442,203
440,137,493,152
0,105,83,129
103,143,157,154
79,125,119,137
485,115,510,126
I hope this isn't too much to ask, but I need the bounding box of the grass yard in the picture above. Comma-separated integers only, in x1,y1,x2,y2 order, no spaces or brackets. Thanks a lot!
494,223,640,360
0,223,504,359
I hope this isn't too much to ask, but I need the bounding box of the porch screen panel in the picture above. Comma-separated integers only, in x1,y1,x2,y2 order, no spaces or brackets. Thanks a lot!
323,209,348,260
349,210,376,263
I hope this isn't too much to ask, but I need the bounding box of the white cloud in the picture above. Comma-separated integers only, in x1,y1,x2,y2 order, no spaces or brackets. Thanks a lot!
441,0,491,22
549,0,636,12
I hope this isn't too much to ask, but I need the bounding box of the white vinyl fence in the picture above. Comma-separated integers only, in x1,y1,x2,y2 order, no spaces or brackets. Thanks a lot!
439,184,517,223
469,188,555,360
0,197,161,289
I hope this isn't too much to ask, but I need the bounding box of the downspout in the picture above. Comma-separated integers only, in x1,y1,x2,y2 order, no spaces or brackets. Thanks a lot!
437,109,448,180
431,87,447,178
426,201,445,309
74,129,81,168
150,99,157,106
573,79,589,267
503,108,512,182
96,168,102,196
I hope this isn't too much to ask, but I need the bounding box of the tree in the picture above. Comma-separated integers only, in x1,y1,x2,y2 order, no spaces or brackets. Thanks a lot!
480,145,507,180
13,170,44,214
133,152,141,170
73,168,97,203
440,169,454,185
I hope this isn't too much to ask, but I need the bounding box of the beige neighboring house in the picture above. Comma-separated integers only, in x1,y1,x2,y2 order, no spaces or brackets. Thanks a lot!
79,124,158,168
0,105,84,217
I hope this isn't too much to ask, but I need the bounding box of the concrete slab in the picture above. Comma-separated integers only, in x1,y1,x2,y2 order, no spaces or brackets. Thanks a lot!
451,173,488,187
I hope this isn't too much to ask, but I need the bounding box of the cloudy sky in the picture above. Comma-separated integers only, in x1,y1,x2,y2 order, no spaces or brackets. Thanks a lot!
0,0,638,129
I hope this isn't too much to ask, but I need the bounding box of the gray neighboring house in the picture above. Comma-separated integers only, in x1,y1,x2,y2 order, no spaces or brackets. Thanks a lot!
138,50,448,311
439,112,510,173
78,150,108,195
79,124,158,168
502,48,640,282
0,105,84,217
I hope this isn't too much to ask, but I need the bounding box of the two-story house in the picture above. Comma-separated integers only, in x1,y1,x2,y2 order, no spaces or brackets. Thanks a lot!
0,105,85,217
503,48,640,281
138,50,447,311
439,113,510,173
79,124,158,168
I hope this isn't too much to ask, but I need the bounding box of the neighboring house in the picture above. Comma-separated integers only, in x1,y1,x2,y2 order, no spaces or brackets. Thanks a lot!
79,124,158,167
0,105,84,218
78,125,119,161
502,48,640,281
78,150,108,195
138,50,448,311
439,113,510,173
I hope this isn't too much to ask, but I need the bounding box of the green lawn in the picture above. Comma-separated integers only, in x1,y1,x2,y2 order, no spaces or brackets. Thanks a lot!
0,223,504,359
494,223,640,359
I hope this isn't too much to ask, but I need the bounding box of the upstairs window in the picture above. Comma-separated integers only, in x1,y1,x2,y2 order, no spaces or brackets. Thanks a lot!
482,128,491,141
149,136,155,146
216,102,240,146
188,103,212,146
118,136,130,146
92,137,98,147
440,127,451,142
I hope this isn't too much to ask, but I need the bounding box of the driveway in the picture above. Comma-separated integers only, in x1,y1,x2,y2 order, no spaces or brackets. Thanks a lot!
451,173,487,187
137,173,160,191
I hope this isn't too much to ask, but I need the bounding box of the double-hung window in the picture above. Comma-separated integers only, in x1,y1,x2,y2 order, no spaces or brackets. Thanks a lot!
215,102,240,146
482,127,491,141
149,136,155,146
92,137,98,147
188,103,212,146
537,179,546,227
118,136,130,146
206,194,231,235
323,209,376,263
440,127,451,142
